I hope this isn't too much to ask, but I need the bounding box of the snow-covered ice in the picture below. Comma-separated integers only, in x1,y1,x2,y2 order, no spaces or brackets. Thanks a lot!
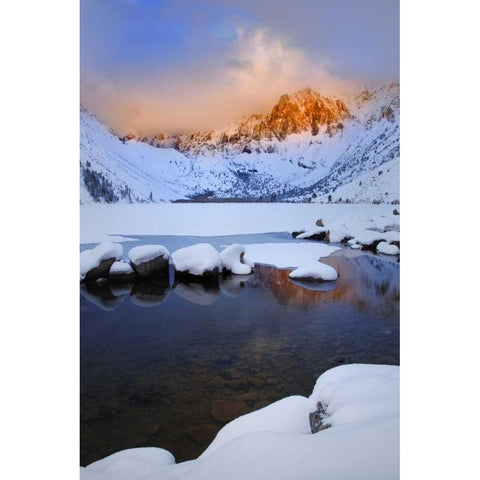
171,243,222,276
80,203,397,244
128,245,170,264
80,363,399,480
289,262,338,282
80,242,123,280
219,244,252,274
377,242,400,255
243,243,339,269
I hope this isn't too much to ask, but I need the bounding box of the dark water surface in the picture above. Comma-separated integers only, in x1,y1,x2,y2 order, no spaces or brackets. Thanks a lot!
80,234,399,466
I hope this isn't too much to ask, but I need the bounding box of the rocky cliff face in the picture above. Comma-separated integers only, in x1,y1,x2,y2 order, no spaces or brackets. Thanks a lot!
147,88,351,157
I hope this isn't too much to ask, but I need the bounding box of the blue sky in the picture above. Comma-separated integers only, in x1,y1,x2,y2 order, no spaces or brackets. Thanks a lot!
81,0,399,134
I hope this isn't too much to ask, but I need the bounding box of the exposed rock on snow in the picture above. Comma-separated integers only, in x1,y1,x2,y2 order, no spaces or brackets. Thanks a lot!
377,242,400,256
219,244,253,274
80,242,123,282
128,245,170,278
289,262,338,282
171,243,222,278
109,261,136,283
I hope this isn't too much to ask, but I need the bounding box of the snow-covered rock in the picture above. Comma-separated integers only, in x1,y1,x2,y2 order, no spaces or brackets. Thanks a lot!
327,229,353,243
295,228,327,241
109,261,136,283
355,229,386,246
171,243,222,278
80,242,123,281
128,245,170,277
219,244,252,275
289,262,338,282
377,242,400,256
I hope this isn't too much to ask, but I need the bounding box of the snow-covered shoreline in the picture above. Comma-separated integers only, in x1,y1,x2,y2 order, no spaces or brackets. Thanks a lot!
81,363,399,480
81,203,398,244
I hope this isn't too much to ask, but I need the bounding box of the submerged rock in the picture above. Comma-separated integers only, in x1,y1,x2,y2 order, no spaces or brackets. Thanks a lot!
210,399,250,422
186,424,220,444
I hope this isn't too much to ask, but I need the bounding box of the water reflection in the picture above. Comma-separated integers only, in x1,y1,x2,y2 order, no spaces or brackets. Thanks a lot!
173,281,220,306
131,277,171,307
81,253,399,466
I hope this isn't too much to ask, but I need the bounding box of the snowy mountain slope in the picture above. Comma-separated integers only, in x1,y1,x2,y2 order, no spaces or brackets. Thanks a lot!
80,84,399,203
315,157,399,204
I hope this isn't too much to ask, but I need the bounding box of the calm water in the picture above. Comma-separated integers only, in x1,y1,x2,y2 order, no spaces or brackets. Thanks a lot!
80,234,399,466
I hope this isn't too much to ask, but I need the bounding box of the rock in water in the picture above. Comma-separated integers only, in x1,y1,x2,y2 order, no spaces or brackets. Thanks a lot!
80,242,123,282
109,261,136,283
172,243,222,279
128,245,170,278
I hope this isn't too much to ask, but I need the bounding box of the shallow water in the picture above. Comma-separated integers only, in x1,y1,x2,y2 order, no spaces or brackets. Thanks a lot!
80,234,399,466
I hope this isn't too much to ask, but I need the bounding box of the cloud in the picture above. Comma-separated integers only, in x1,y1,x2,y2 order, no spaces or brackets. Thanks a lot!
81,27,355,135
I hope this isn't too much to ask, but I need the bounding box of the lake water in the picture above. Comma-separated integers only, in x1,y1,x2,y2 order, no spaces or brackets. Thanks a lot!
80,233,399,466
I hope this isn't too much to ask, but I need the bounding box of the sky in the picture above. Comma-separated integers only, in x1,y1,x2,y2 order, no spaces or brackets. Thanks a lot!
81,0,399,135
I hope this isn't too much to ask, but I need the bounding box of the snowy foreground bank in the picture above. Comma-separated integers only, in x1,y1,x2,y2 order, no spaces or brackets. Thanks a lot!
81,364,399,480
80,203,397,244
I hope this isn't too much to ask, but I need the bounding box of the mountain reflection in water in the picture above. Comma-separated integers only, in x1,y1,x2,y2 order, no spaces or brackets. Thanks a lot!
81,254,399,466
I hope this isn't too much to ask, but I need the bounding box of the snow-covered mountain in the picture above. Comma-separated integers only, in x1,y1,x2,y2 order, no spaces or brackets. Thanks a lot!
80,84,399,204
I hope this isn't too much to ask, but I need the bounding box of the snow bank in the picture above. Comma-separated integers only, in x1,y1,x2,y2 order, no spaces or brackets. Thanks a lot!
171,243,222,277
310,364,399,426
219,244,252,274
243,243,339,269
128,245,170,264
201,396,312,457
377,242,400,255
81,364,399,480
81,447,174,480
289,262,338,282
80,242,123,281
